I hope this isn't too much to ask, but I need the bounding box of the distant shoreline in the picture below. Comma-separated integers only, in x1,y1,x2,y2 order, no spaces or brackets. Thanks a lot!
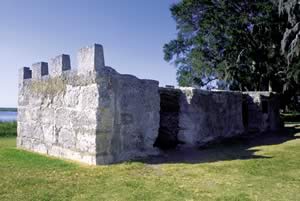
0,108,17,112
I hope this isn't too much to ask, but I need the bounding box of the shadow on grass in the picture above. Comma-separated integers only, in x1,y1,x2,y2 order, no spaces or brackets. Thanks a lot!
140,125,300,165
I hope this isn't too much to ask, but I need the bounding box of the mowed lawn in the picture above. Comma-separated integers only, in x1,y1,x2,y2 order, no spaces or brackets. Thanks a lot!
0,123,300,201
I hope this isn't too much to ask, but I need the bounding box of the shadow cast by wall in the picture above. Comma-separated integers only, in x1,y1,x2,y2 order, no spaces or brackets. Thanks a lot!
138,125,300,165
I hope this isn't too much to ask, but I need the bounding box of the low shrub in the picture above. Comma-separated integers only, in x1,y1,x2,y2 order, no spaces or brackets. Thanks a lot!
0,122,17,137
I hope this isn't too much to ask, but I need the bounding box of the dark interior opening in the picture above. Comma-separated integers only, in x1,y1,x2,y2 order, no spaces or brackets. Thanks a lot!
154,88,181,150
262,100,268,114
242,98,248,129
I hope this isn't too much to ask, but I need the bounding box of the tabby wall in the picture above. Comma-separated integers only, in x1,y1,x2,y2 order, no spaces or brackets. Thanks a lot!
17,44,160,165
157,88,282,148
243,92,282,133
178,88,245,146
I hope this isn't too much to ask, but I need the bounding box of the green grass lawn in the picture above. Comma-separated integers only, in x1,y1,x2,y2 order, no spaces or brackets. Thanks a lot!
0,123,300,201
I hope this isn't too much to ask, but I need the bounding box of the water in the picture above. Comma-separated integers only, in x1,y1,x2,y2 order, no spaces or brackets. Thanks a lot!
0,111,17,122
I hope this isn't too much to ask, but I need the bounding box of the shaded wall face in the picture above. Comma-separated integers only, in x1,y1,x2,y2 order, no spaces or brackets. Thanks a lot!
178,89,245,147
156,88,245,148
95,68,160,164
243,92,282,133
268,95,282,131
243,94,264,133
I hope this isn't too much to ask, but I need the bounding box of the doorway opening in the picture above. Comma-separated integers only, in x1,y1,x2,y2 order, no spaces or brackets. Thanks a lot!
154,88,181,150
242,95,249,129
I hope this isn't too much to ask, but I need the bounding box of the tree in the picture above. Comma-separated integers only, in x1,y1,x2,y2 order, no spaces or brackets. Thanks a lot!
278,0,300,110
164,0,288,92
279,0,300,63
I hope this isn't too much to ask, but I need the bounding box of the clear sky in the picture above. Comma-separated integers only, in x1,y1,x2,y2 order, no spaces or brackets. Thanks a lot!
0,0,179,107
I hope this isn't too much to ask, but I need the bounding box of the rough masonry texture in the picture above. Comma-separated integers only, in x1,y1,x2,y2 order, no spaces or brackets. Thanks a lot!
18,44,282,165
156,88,282,149
18,44,160,165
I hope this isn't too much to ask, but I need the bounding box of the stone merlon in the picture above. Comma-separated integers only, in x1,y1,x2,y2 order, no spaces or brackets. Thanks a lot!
19,44,105,81
49,54,71,77
77,44,105,74
32,62,48,79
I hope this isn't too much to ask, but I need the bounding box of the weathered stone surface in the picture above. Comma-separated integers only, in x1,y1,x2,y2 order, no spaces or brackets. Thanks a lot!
77,44,105,74
154,88,282,149
94,67,160,164
243,92,282,133
177,88,245,147
32,62,48,79
49,54,71,77
18,44,160,165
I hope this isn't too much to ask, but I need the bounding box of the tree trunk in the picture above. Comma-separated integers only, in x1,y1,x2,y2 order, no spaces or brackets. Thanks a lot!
268,80,273,92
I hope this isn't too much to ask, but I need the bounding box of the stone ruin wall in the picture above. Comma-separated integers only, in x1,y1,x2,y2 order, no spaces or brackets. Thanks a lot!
18,43,282,165
18,44,160,165
244,92,282,133
156,88,282,148
178,88,245,147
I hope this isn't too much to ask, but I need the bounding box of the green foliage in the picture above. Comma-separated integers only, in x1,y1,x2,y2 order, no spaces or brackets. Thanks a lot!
0,122,17,137
281,112,300,124
164,0,298,93
279,0,300,63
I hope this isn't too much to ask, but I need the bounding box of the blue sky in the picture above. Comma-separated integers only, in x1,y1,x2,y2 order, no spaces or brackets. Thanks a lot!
0,0,179,107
